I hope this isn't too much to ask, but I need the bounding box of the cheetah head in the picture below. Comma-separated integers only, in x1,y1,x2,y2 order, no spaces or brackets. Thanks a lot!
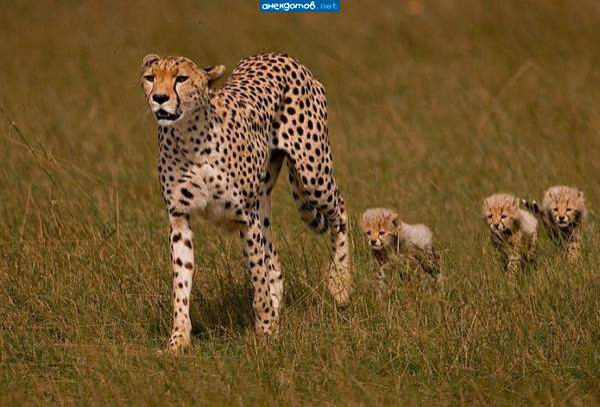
360,208,400,251
141,54,225,125
482,193,520,235
542,186,586,228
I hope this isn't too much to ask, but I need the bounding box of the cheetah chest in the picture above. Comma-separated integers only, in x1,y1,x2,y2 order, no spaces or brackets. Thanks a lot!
164,159,247,229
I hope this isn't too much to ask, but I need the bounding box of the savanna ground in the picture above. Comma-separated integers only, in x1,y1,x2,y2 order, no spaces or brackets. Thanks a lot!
0,0,599,404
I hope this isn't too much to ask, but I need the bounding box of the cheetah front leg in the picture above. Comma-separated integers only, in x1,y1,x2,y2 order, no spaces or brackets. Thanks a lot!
505,249,521,275
566,228,582,262
524,231,538,269
166,215,194,353
372,250,389,297
241,213,280,336
502,231,524,276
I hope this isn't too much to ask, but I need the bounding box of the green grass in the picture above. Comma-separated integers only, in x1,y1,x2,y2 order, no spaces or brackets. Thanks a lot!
1,0,599,404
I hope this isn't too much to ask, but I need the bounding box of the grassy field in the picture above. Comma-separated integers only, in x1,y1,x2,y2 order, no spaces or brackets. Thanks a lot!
1,0,599,404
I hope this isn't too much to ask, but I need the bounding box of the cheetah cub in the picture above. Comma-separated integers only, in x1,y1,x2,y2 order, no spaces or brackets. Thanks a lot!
482,193,538,274
360,208,441,291
524,186,588,261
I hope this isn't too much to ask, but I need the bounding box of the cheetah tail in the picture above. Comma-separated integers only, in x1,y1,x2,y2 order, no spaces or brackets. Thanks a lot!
521,198,542,215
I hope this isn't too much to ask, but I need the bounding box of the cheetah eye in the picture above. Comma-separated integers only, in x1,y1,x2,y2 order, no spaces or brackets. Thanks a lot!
487,215,492,219
501,214,507,219
378,230,385,236
553,207,558,212
175,75,189,83
566,208,573,212
144,75,154,83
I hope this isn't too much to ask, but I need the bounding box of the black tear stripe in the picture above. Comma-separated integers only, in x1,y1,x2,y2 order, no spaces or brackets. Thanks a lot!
172,79,181,114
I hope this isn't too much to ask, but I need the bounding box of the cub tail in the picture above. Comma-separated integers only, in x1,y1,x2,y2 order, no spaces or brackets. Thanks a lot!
521,198,542,215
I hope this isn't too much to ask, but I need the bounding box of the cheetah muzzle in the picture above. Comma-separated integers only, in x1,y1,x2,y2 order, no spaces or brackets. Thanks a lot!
155,108,180,122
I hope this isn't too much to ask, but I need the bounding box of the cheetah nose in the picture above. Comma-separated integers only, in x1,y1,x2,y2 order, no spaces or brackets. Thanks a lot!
370,239,377,245
152,94,170,104
493,223,501,229
558,215,565,221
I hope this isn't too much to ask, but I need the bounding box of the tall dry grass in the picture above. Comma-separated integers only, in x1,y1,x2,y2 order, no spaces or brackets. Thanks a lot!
0,0,598,404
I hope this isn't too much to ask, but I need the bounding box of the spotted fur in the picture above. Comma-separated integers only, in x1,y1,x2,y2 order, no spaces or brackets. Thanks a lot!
141,53,351,352
482,193,538,274
524,186,587,261
359,208,441,292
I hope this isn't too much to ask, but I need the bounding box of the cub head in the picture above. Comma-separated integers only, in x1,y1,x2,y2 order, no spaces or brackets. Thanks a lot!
482,193,520,234
140,54,225,125
360,208,400,251
542,186,586,228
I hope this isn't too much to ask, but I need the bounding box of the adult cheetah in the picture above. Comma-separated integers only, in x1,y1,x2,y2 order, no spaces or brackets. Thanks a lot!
141,53,351,352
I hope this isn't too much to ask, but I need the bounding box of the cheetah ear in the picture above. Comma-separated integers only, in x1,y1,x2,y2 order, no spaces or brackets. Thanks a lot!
203,65,226,87
358,219,367,232
481,199,489,214
359,213,367,228
390,212,401,227
578,190,585,200
142,54,160,70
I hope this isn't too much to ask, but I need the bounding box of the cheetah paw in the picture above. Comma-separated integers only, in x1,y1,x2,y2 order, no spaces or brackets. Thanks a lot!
255,321,279,338
327,275,352,308
164,333,191,354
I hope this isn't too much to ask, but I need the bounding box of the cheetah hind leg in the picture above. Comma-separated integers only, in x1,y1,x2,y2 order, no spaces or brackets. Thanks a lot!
287,165,329,234
284,162,351,306
423,246,443,283
325,196,352,307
